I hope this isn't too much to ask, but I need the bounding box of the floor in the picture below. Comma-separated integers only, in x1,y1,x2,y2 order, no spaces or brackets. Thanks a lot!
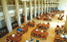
0,14,65,42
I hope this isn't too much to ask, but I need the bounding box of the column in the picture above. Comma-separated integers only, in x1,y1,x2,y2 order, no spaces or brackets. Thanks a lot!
15,0,21,26
34,0,36,17
1,0,12,32
41,0,43,14
38,0,40,15
64,5,67,34
23,1,27,22
47,1,48,13
45,0,46,13
30,1,32,20
11,0,13,5
64,15,67,34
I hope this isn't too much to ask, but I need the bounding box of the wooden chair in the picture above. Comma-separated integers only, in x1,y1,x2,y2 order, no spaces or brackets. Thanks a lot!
38,34,41,38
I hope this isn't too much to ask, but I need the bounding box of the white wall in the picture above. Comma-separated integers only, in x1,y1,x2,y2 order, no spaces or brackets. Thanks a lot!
58,0,67,11
0,21,2,28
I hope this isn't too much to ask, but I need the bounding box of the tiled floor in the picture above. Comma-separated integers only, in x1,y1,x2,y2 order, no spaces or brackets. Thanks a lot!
0,14,65,42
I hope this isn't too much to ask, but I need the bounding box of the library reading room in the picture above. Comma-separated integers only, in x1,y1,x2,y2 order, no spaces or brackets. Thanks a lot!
0,0,67,42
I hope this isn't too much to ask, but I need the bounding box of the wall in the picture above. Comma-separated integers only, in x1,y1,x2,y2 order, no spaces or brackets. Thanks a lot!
0,21,2,28
58,0,67,11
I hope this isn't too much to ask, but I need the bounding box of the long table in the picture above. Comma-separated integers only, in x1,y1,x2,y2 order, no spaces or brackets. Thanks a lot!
17,26,28,34
7,34,22,42
37,23,50,29
31,30,48,40
26,21,35,27
54,35,67,42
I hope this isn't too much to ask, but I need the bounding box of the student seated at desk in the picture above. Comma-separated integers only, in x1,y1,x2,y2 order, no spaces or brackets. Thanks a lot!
11,40,13,42
60,26,65,34
17,27,23,33
6,39,9,42
55,25,60,33
30,37,34,42
36,39,39,42
49,16,52,19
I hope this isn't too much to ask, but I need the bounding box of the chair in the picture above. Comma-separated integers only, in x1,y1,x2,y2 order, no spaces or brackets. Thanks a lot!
38,34,41,38
32,33,35,37
41,35,45,39
35,34,38,37
57,25,59,27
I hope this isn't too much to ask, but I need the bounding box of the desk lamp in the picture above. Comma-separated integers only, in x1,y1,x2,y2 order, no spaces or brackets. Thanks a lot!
61,34,64,38
36,28,38,31
41,30,43,33
12,34,15,37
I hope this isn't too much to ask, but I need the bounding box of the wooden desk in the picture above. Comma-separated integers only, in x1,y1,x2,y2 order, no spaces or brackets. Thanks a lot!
43,16,52,21
17,26,28,34
37,15,42,19
54,35,66,42
21,27,28,33
55,27,66,34
26,21,35,27
37,23,50,29
7,34,21,42
31,30,48,40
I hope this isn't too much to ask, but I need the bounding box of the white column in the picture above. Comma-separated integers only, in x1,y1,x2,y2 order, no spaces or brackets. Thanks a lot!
38,0,40,15
24,1,27,22
45,0,46,13
1,0,12,32
30,1,32,20
34,0,36,17
15,0,21,26
41,0,43,14
64,3,67,34
47,1,48,13
64,15,67,34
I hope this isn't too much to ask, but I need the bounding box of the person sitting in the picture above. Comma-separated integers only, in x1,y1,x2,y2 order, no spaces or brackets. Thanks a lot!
17,27,23,33
55,25,60,34
36,39,39,42
6,39,9,42
30,37,34,42
49,16,52,19
11,40,13,42
61,26,65,34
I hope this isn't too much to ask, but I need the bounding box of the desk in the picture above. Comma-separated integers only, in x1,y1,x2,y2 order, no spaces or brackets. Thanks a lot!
37,15,42,19
31,30,48,40
37,23,50,29
21,27,28,33
17,26,28,34
7,34,21,42
43,16,52,21
54,35,66,42
55,27,66,34
26,21,35,27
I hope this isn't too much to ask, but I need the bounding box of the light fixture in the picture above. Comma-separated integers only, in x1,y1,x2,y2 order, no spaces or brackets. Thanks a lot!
41,30,43,33
36,28,38,31
61,34,64,38
12,34,15,37
45,22,47,24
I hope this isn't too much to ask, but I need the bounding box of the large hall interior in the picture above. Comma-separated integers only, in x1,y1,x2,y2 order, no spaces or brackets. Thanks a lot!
0,0,67,42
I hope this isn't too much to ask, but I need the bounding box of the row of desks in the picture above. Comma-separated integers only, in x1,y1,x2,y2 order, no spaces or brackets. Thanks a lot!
31,29,48,40
54,35,67,42
6,21,50,42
